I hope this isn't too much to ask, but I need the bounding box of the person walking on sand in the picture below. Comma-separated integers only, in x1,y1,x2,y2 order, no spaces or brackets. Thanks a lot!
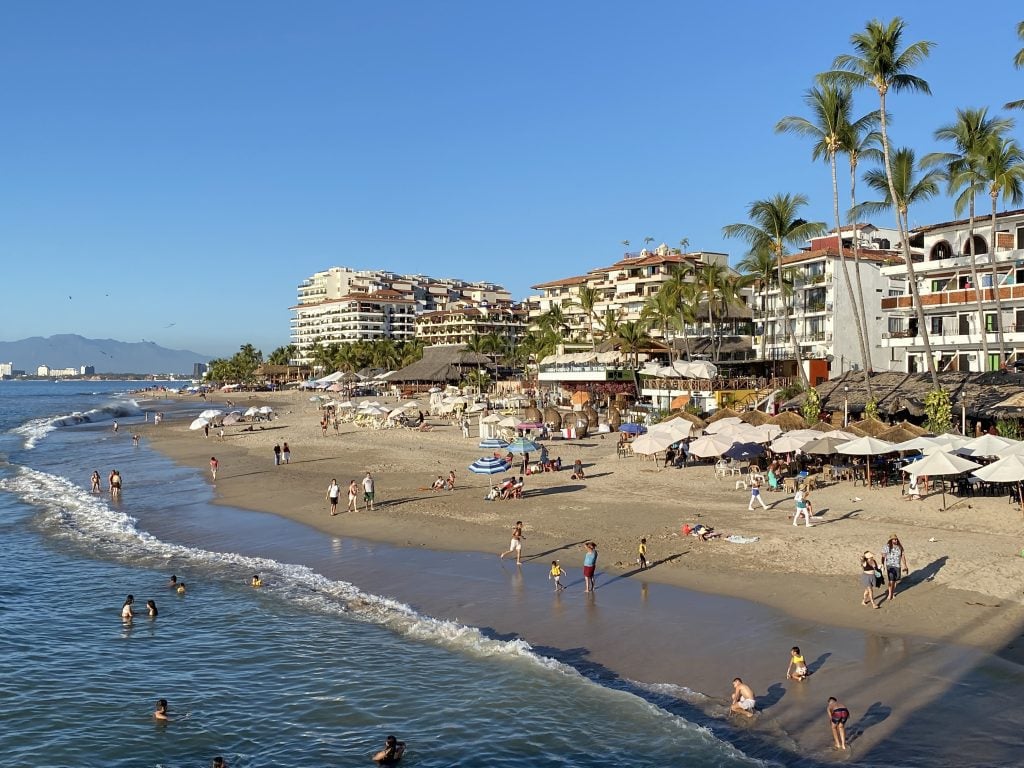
549,560,566,591
827,697,850,750
748,475,767,510
730,678,756,718
637,538,648,569
282,442,290,464
792,489,813,527
787,646,808,681
499,521,524,564
273,444,282,466
881,534,909,602
327,478,341,516
210,457,218,481
347,479,359,512
860,551,881,609
582,541,598,592
362,472,375,511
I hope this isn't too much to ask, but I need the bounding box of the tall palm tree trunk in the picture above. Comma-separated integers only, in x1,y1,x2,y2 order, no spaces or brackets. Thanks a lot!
990,195,1010,362
878,90,940,388
830,152,873,400
759,286,768,361
778,248,810,387
964,200,991,367
849,156,874,382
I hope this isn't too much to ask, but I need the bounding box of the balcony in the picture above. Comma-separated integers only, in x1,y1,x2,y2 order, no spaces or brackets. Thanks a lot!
881,284,1024,312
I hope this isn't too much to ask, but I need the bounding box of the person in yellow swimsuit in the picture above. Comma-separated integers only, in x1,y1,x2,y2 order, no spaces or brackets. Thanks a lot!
251,575,262,588
787,646,808,681
549,560,566,591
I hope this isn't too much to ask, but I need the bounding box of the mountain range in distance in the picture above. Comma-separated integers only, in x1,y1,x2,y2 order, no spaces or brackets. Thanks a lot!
0,334,213,375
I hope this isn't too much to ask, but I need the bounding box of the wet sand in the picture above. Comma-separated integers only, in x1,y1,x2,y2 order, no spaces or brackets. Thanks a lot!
134,390,1024,765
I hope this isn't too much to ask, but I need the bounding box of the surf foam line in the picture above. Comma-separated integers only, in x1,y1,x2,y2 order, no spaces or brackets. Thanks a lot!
0,465,772,763
10,400,144,449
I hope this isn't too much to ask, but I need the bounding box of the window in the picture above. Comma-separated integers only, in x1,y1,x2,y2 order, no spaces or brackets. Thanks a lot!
988,353,1001,372
888,318,903,334
985,313,998,333
930,279,947,293
930,316,944,335
1017,227,1024,250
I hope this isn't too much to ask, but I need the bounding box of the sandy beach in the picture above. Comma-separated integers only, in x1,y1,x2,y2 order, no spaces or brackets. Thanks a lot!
134,389,1024,762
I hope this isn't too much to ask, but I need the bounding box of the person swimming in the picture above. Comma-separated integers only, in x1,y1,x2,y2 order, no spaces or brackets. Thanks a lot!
251,575,262,588
373,734,405,763
121,595,134,621
147,600,158,617
176,582,186,595
167,575,177,588
154,698,169,720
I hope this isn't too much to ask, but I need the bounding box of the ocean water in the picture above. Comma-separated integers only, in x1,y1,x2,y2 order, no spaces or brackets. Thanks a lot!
0,381,767,767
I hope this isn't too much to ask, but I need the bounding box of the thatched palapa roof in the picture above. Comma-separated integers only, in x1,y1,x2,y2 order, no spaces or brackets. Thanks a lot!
850,416,889,437
707,407,742,423
389,345,491,383
740,410,772,426
770,411,808,431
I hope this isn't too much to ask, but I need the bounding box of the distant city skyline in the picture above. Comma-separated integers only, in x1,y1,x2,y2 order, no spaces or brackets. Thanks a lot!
3,2,1022,356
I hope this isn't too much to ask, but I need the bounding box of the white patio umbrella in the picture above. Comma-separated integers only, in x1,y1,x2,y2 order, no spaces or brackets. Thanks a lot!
770,432,816,454
189,417,209,431
903,450,981,508
403,400,420,408
688,433,736,458
648,419,692,442
802,434,851,455
467,402,488,413
753,423,783,441
956,433,1018,457
836,436,897,487
821,429,858,441
930,434,972,450
972,453,1024,514
244,406,260,417
891,436,944,453
222,412,241,426
199,409,223,420
498,415,518,428
337,401,354,409
704,417,742,434
631,431,678,456
481,414,502,424
258,406,274,415
716,423,768,443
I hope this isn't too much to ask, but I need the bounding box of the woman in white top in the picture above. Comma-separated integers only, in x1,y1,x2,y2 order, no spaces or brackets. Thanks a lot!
327,479,341,516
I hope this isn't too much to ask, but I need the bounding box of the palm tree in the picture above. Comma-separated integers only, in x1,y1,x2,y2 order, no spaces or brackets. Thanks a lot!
621,239,631,252
663,263,697,359
369,339,400,370
826,17,937,386
980,135,1024,362
573,285,601,349
595,308,622,345
643,236,655,251
736,245,777,360
614,320,651,369
399,338,425,367
641,286,680,359
1006,21,1024,110
922,108,1013,367
538,304,569,335
856,147,943,384
481,331,507,378
723,193,826,387
266,344,296,365
776,84,878,395
694,262,733,361
465,332,488,383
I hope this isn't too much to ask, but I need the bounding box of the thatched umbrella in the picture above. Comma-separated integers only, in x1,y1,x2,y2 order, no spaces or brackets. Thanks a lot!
524,405,543,423
770,411,808,431
543,407,562,430
740,410,772,426
895,420,930,436
583,406,599,426
708,407,742,423
810,420,836,433
845,423,867,437
667,410,707,430
608,407,622,431
878,425,920,444
573,413,590,438
852,416,889,437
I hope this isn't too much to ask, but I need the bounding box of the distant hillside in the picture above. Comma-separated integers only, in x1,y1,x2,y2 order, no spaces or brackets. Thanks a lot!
0,334,212,375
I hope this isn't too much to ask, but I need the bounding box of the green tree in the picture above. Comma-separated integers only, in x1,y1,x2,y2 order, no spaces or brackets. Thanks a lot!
663,263,697,360
856,147,943,386
267,344,296,365
737,245,777,361
922,107,1013,368
613,320,651,369
826,16,938,387
399,339,425,368
980,134,1024,362
573,285,602,349
481,331,507,378
595,308,622,345
641,286,680,360
776,84,878,395
1006,21,1024,109
723,193,826,387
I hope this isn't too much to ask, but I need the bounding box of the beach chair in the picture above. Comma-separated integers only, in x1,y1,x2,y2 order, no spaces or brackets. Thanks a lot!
802,474,818,492
821,465,833,483
714,460,729,478
783,477,798,494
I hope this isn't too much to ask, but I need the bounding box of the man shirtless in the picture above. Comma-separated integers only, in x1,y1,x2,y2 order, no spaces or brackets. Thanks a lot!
827,697,850,750
730,678,756,718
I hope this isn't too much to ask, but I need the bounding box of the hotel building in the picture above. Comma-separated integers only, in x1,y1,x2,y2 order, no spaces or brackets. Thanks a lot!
415,303,529,347
880,208,1024,373
290,267,515,364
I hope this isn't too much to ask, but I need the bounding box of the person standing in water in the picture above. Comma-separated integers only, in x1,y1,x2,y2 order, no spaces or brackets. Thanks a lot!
146,600,158,617
499,521,524,564
121,595,135,621
109,469,122,499
154,699,169,720
90,470,101,493
582,541,598,592
827,697,850,750
210,457,218,481
549,560,566,591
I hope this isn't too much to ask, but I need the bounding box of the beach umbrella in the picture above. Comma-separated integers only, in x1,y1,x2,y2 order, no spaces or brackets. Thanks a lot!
468,456,512,489
244,406,260,417
809,420,836,433
428,386,442,393
189,417,209,431
543,407,563,430
802,434,851,455
844,423,867,437
903,450,981,508
479,438,509,450
770,411,809,431
308,395,324,402
740,410,772,426
507,437,541,454
669,410,707,429
716,423,767,443
849,416,889,437
619,423,646,435
878,425,920,444
649,418,693,442
199,409,223,420
956,433,1017,457
753,423,783,441
723,441,765,460
467,402,488,413
972,453,1024,514
704,416,742,434
498,415,518,428
327,382,344,392
570,391,590,405
895,420,931,437
836,436,897,487
481,414,502,424
770,432,816,454
222,412,241,426
337,401,354,409
891,436,941,453
516,421,544,431
630,432,674,456
688,433,735,458
258,406,274,415
707,407,742,423
821,429,857,441
931,434,972,450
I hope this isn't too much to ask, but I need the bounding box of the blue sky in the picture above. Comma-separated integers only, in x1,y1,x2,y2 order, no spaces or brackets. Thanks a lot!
2,2,1022,357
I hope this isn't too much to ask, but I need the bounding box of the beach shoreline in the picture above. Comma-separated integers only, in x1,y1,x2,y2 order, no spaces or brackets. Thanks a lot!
130,389,1024,763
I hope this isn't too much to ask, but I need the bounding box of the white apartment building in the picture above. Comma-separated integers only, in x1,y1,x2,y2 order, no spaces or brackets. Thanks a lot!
0,362,12,377
415,304,529,347
527,244,750,344
291,267,514,364
880,207,1024,372
755,225,903,384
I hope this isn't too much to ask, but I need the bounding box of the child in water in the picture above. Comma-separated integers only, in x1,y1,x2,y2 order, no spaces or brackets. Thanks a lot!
787,646,808,681
549,560,566,591
251,575,262,588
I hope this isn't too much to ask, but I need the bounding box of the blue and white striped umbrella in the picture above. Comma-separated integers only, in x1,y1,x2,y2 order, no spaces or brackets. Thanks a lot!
507,437,541,454
479,438,509,450
469,456,512,488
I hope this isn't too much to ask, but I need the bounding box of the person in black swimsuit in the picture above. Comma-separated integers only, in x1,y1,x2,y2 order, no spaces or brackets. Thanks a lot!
373,734,405,763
